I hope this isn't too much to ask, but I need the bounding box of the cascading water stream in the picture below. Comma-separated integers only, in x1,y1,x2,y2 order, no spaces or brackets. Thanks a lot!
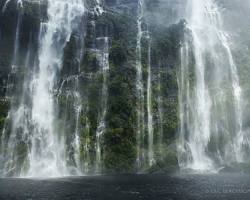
146,35,154,166
178,0,245,172
95,37,109,173
219,33,244,162
0,0,24,176
1,0,85,177
7,0,23,66
136,0,156,168
73,81,83,173
27,0,85,177
136,0,145,168
58,74,84,174
2,0,13,13
157,73,163,155
95,0,104,15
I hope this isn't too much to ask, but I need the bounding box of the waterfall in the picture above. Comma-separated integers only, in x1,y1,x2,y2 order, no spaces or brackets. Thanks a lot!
6,0,23,67
27,0,85,177
136,0,156,168
136,0,146,168
146,35,154,166
82,105,91,173
95,37,109,172
157,73,163,155
2,0,12,13
1,0,85,177
95,0,104,15
178,0,245,172
1,0,24,176
73,81,83,173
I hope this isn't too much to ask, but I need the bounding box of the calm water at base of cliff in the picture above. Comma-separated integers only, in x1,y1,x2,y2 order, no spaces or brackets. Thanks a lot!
1,174,250,200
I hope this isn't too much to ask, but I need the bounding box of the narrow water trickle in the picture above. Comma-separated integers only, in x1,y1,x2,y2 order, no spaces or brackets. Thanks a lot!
95,0,104,15
136,0,156,169
1,0,24,177
95,37,109,173
2,0,12,13
146,35,154,166
136,0,145,168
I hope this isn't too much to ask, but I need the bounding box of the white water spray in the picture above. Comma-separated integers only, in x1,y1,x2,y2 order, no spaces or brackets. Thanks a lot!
25,0,84,177
178,0,244,172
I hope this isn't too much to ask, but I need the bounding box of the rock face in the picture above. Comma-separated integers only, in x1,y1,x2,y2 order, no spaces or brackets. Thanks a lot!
0,0,184,176
0,0,46,97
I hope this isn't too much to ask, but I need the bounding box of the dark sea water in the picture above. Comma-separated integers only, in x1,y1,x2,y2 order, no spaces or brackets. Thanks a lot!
1,174,250,200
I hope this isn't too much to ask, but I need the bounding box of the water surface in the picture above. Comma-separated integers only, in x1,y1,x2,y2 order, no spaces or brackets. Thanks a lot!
1,174,250,200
